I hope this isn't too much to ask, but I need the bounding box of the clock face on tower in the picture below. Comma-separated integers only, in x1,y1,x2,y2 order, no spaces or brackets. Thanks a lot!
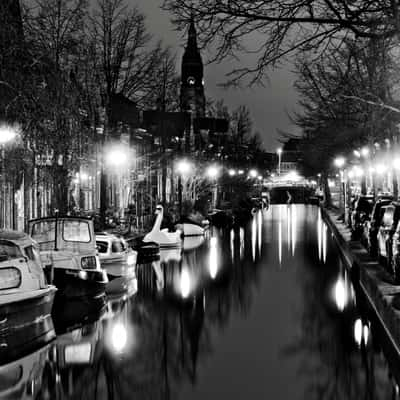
187,76,196,85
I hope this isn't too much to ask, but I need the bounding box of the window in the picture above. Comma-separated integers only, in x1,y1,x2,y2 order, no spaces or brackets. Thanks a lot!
31,220,55,243
0,240,23,261
25,245,42,265
0,267,21,290
62,220,91,243
111,240,124,253
96,241,109,254
382,208,394,227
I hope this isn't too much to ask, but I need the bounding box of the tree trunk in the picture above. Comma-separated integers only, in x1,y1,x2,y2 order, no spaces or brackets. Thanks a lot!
322,173,332,207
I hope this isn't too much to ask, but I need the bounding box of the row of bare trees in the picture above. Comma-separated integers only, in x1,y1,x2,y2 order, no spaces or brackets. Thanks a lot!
1,0,180,214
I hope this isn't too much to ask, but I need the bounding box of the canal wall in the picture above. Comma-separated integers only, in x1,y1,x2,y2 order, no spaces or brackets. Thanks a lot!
322,207,400,357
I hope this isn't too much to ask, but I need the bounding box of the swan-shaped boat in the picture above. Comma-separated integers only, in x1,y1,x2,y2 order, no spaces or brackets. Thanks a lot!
143,205,182,248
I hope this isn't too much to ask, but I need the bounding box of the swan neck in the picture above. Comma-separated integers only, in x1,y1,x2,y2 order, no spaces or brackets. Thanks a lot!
151,211,163,232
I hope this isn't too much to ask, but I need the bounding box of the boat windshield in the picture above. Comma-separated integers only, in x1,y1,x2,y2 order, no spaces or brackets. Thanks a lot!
0,240,23,261
30,220,55,244
31,219,91,244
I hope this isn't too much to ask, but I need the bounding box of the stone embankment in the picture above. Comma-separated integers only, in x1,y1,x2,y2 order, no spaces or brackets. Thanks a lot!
322,207,400,359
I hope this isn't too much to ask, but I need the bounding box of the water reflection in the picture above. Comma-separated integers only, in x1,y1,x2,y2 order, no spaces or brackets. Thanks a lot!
209,237,218,279
2,205,400,399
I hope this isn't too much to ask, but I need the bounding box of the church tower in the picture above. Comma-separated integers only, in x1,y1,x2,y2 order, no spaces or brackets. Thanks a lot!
180,17,205,119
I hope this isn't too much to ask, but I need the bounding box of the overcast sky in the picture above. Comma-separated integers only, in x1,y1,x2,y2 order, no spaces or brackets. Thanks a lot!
136,0,301,152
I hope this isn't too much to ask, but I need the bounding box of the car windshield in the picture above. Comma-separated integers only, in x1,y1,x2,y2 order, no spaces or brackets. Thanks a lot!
0,240,23,261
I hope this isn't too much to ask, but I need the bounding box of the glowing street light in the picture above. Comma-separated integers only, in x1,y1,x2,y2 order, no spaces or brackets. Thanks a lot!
249,169,258,178
277,147,282,175
238,169,244,175
394,158,400,170
228,169,236,176
353,149,361,158
361,147,370,157
0,123,18,144
206,165,220,179
375,164,387,175
176,159,193,175
334,156,346,168
106,148,128,167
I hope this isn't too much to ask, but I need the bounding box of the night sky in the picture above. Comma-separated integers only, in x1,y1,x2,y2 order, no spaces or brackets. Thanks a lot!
136,0,300,152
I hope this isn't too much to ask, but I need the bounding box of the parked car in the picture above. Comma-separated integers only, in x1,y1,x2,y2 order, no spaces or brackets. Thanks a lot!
28,216,108,298
391,220,400,283
362,199,393,255
350,195,374,238
377,203,400,268
95,232,138,294
0,230,56,358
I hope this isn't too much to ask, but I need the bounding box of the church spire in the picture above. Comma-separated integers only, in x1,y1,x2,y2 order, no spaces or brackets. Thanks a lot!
187,14,198,50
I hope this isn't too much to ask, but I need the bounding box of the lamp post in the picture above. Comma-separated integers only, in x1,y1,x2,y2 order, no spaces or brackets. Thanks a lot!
106,147,129,222
176,159,193,217
0,124,18,228
334,156,346,221
277,148,282,176
206,165,220,209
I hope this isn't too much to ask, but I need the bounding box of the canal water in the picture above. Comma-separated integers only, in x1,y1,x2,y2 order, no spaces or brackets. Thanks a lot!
1,205,400,399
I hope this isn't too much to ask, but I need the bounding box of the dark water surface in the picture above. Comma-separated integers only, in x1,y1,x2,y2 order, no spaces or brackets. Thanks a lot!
1,205,400,399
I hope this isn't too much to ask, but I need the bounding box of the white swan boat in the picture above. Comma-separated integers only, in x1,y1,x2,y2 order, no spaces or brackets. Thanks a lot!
143,205,182,248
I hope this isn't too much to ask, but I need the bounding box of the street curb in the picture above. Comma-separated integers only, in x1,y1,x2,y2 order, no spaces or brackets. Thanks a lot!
321,207,400,358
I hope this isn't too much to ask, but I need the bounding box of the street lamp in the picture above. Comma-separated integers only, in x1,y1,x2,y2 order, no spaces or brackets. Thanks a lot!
249,169,258,178
334,156,345,169
206,165,220,209
176,159,193,175
277,148,282,176
361,147,370,158
228,169,236,176
206,165,220,179
176,159,194,217
105,147,130,221
334,156,346,220
106,149,128,167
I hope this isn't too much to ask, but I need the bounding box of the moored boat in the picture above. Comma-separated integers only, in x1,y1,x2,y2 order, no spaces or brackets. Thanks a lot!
28,215,108,299
0,230,56,359
95,232,138,295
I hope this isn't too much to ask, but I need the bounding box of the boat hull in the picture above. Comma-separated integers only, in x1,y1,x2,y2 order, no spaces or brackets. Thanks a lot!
50,267,108,299
106,275,137,295
52,295,107,334
0,288,56,364
179,223,205,236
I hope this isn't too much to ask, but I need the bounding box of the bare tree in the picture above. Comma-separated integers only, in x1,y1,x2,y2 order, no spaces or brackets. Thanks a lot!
22,0,90,213
90,0,165,109
162,1,400,85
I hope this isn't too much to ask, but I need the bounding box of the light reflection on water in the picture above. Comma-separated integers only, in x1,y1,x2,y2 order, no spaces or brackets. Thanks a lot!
1,205,400,399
